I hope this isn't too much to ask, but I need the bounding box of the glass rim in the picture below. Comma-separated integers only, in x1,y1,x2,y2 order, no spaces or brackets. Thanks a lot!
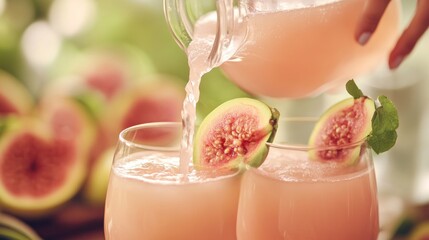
118,118,368,152
119,122,182,152
267,117,368,151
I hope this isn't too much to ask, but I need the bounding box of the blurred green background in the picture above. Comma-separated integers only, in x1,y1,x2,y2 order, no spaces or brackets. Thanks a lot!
0,0,429,239
0,0,250,118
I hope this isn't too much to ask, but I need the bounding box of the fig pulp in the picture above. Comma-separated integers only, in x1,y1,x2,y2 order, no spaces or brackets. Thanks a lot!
194,98,279,169
38,96,96,163
105,77,184,145
0,123,86,218
309,97,375,164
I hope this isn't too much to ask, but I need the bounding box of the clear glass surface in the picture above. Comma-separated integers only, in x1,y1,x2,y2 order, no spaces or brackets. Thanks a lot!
104,119,379,239
237,118,379,240
104,122,241,240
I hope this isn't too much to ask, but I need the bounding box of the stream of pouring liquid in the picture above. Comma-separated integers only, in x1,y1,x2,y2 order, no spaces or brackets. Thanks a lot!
179,36,214,179
178,10,239,179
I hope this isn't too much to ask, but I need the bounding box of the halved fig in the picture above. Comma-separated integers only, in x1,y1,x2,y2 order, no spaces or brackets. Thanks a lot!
194,98,279,169
308,97,375,165
104,75,184,145
37,96,97,164
0,120,86,218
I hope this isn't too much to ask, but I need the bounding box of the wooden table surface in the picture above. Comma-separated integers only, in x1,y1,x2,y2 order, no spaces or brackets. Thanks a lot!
26,202,105,240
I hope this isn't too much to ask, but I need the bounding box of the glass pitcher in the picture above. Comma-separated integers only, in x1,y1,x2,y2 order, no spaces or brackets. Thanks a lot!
164,0,401,99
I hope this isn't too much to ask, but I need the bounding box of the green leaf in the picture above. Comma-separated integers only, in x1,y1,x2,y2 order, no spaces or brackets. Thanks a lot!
346,79,364,99
367,95,399,154
368,130,397,154
346,81,399,154
377,95,399,131
372,107,392,135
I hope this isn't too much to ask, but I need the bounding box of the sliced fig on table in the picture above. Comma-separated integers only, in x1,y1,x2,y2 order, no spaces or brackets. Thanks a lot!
0,120,86,218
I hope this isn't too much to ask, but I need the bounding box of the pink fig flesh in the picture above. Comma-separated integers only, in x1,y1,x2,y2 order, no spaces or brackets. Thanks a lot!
86,65,125,100
308,97,375,164
0,122,86,218
0,95,18,115
122,97,182,130
1,133,76,197
194,98,279,169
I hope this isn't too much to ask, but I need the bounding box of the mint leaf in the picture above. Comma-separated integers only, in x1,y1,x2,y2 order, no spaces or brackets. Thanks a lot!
377,95,399,131
371,110,384,135
345,80,399,155
346,79,364,99
368,95,399,154
368,130,397,154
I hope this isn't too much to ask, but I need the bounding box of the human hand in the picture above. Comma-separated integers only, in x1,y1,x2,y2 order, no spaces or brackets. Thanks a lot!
355,0,429,69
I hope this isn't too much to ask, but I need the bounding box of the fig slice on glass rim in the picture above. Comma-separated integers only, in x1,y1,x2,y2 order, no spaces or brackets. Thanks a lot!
308,79,399,165
194,98,279,170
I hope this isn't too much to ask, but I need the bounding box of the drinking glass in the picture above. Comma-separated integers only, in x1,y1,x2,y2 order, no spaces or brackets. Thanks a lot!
237,118,379,240
164,0,401,98
104,122,241,240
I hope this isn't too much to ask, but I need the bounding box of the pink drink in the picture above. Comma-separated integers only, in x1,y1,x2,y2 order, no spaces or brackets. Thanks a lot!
219,0,401,98
104,153,241,240
237,148,379,240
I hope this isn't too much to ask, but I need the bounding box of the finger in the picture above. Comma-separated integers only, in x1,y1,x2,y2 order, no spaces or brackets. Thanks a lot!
389,0,429,69
355,0,392,45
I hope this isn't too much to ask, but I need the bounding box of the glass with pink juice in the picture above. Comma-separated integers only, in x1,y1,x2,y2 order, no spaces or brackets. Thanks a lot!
237,118,379,240
164,0,401,98
104,122,241,240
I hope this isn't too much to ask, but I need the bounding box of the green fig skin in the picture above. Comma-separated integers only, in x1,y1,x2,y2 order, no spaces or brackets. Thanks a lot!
0,213,42,240
308,97,375,165
0,70,34,116
194,98,279,170
82,147,114,206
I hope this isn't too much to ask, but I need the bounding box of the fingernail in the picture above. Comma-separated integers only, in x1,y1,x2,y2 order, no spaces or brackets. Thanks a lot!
358,32,372,45
390,55,404,69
